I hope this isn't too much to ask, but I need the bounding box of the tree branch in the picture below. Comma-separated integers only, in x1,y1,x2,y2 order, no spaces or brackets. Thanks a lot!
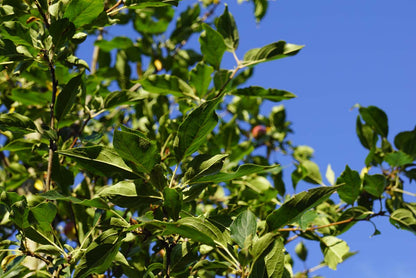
45,52,58,192
91,28,104,74
278,217,354,232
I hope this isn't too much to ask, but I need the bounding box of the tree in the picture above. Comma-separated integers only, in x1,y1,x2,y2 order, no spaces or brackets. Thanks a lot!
0,0,415,277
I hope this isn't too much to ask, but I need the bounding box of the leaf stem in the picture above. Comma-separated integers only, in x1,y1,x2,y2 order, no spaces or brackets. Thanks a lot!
106,0,123,13
91,28,104,74
169,164,179,188
391,187,416,197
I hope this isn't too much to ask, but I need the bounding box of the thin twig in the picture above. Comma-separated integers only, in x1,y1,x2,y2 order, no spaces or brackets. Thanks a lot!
278,217,354,232
391,187,416,197
172,2,220,56
69,113,92,149
106,0,123,13
169,164,179,188
91,28,104,74
35,0,50,28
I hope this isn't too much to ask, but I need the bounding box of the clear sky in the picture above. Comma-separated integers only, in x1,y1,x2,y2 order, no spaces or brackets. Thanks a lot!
78,1,416,276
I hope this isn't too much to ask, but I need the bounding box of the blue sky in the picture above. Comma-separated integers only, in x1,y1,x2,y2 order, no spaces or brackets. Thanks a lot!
77,1,416,276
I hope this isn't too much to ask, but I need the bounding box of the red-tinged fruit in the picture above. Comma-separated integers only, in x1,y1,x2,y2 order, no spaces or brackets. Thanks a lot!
64,221,77,240
252,125,267,139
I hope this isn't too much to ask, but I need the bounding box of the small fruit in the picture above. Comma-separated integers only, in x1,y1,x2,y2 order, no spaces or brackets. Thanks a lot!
252,125,267,139
64,221,77,240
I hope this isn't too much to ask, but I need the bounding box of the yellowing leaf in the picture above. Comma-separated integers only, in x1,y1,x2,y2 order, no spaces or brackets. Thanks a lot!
34,179,44,191
154,59,163,71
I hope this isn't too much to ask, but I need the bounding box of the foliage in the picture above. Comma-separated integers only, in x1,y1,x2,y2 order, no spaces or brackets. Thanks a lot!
0,0,415,277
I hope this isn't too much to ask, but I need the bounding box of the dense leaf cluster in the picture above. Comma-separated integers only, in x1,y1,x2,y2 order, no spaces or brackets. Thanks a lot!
0,0,415,277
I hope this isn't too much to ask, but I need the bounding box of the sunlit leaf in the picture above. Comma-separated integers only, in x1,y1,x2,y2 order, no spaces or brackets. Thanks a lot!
242,41,304,67
0,113,37,134
140,74,195,98
320,236,350,270
230,210,257,247
215,5,239,51
384,151,414,167
64,0,104,27
174,97,221,162
199,23,226,70
114,126,159,174
231,86,296,102
190,164,280,184
266,185,341,231
58,146,141,179
98,180,160,209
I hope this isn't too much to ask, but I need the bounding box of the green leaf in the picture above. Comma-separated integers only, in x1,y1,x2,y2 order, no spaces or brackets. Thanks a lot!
174,97,221,162
150,164,168,191
245,176,273,194
183,154,228,184
363,174,386,197
140,74,195,98
390,208,416,234
336,165,361,205
30,202,57,232
57,146,141,179
189,62,214,98
98,180,160,209
297,210,318,231
163,188,182,221
384,151,414,167
394,127,416,158
252,0,268,22
0,113,37,134
358,106,388,137
170,242,198,275
242,41,304,67
231,86,296,102
251,232,276,262
55,73,83,121
126,0,179,8
49,18,75,48
41,190,109,209
134,6,174,34
104,89,149,109
190,164,280,184
336,206,373,235
0,139,40,152
320,236,350,270
356,116,377,149
164,217,229,247
64,0,104,28
300,160,322,185
113,127,159,174
199,23,226,70
73,229,125,278
94,37,134,52
10,88,50,106
264,238,285,278
215,5,239,51
295,241,307,261
266,185,341,231
230,210,257,247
